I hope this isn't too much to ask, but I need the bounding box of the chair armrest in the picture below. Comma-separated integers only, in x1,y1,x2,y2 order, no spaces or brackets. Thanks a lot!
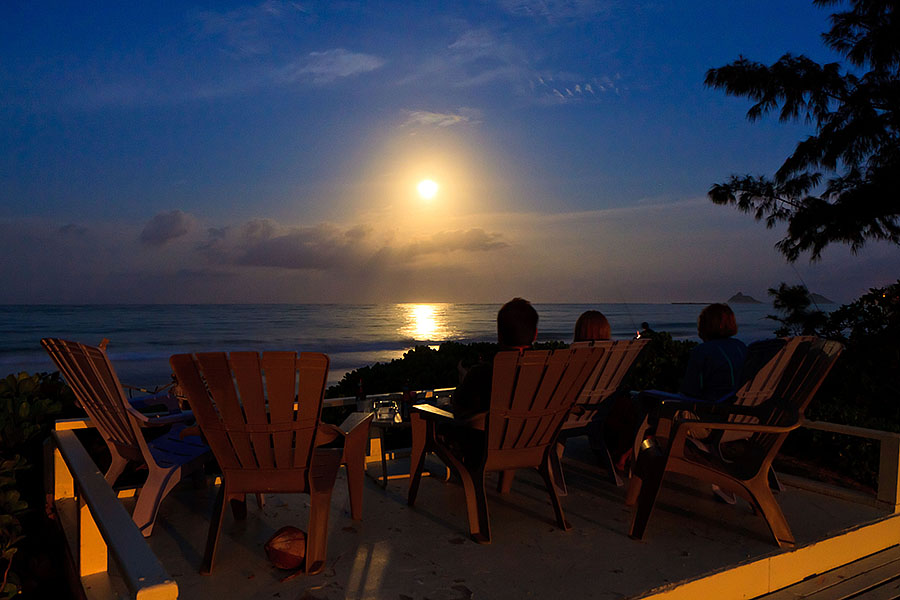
124,384,181,413
126,403,195,427
411,404,486,431
672,415,802,436
338,411,374,435
316,423,344,446
412,403,456,421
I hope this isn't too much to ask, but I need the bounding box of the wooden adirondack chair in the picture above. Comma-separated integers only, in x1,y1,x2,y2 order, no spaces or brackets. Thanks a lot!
553,339,648,488
170,351,343,575
627,337,843,548
42,338,211,537
313,410,374,521
407,345,606,543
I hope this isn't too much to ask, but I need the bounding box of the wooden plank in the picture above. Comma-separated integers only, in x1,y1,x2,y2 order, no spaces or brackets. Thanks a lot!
636,515,900,600
878,436,900,512
803,420,900,443
759,546,900,599
802,553,900,600
858,577,900,600
52,430,177,600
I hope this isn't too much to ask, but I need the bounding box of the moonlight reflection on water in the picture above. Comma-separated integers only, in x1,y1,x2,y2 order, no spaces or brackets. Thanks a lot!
398,303,457,342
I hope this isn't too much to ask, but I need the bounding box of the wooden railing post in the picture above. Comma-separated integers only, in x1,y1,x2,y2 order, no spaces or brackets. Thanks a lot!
77,491,108,576
877,435,900,513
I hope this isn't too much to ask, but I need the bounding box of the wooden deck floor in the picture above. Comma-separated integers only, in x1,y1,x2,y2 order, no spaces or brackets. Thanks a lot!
113,437,895,600
756,545,900,600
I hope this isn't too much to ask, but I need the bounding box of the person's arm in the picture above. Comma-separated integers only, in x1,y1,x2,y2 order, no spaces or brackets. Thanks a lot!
451,363,490,419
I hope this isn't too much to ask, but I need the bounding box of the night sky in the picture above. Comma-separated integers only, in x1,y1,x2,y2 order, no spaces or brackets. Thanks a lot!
2,1,896,303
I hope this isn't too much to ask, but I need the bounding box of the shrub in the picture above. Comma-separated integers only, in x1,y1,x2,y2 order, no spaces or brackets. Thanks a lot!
772,281,900,488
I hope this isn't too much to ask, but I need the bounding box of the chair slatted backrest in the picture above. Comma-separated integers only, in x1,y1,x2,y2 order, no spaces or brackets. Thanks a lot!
42,338,145,461
734,337,842,470
732,337,810,411
170,351,328,473
565,339,648,427
485,347,604,467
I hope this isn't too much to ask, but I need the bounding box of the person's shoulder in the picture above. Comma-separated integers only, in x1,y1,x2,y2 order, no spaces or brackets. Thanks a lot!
726,337,748,352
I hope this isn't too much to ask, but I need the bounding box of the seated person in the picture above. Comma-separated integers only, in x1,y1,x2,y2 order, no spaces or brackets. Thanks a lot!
637,321,655,340
679,303,748,403
631,305,748,484
573,310,611,342
450,297,538,420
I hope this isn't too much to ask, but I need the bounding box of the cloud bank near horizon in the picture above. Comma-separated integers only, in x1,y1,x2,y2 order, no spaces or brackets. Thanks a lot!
1,200,892,305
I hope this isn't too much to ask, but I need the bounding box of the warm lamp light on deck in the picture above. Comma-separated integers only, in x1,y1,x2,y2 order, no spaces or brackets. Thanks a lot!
417,179,438,200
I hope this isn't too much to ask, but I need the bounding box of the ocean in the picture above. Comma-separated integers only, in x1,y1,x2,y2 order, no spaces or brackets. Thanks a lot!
1,303,781,388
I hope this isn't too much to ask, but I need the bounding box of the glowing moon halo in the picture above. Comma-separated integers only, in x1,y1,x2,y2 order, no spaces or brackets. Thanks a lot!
417,179,439,200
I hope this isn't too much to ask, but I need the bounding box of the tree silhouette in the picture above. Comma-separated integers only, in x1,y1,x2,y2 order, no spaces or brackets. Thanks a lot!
705,0,899,261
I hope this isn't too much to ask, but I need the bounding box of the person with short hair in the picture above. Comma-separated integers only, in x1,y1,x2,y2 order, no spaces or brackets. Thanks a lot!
680,303,748,402
573,310,611,342
451,298,538,419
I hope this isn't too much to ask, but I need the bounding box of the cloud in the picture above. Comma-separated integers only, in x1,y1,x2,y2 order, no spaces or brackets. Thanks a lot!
397,27,530,90
400,229,510,258
195,1,310,57
448,29,497,52
401,109,481,128
140,210,195,246
202,219,508,271
497,0,613,24
0,206,895,304
275,49,385,84
58,224,88,236
532,73,619,103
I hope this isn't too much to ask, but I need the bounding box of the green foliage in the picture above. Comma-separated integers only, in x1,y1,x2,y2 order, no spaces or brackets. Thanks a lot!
775,281,900,488
0,372,74,455
705,0,900,261
0,372,76,599
0,457,27,599
326,342,494,398
766,283,828,336
325,341,570,399
622,332,696,392
326,335,690,400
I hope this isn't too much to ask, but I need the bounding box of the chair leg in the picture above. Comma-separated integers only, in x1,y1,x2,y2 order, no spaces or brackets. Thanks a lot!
748,479,795,548
548,441,568,497
497,470,515,494
540,457,571,531
230,497,247,520
594,438,624,487
104,455,129,488
343,427,369,521
768,467,784,492
305,485,335,575
470,468,491,544
431,441,484,542
201,486,227,575
407,414,429,507
132,467,180,537
624,474,642,506
628,441,668,540
305,449,342,575
255,493,265,509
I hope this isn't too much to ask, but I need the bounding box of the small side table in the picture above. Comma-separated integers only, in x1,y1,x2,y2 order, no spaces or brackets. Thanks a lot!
366,417,449,487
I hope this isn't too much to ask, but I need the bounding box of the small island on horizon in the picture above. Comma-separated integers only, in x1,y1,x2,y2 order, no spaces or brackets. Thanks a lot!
727,292,763,304
672,290,835,306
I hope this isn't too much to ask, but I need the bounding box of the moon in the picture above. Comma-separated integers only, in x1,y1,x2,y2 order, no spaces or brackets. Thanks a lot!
417,179,439,200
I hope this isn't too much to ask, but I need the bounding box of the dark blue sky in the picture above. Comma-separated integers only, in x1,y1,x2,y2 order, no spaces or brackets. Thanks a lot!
1,1,895,303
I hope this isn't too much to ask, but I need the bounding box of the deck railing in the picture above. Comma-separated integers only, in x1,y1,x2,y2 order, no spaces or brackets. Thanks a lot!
46,390,900,600
49,428,178,600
